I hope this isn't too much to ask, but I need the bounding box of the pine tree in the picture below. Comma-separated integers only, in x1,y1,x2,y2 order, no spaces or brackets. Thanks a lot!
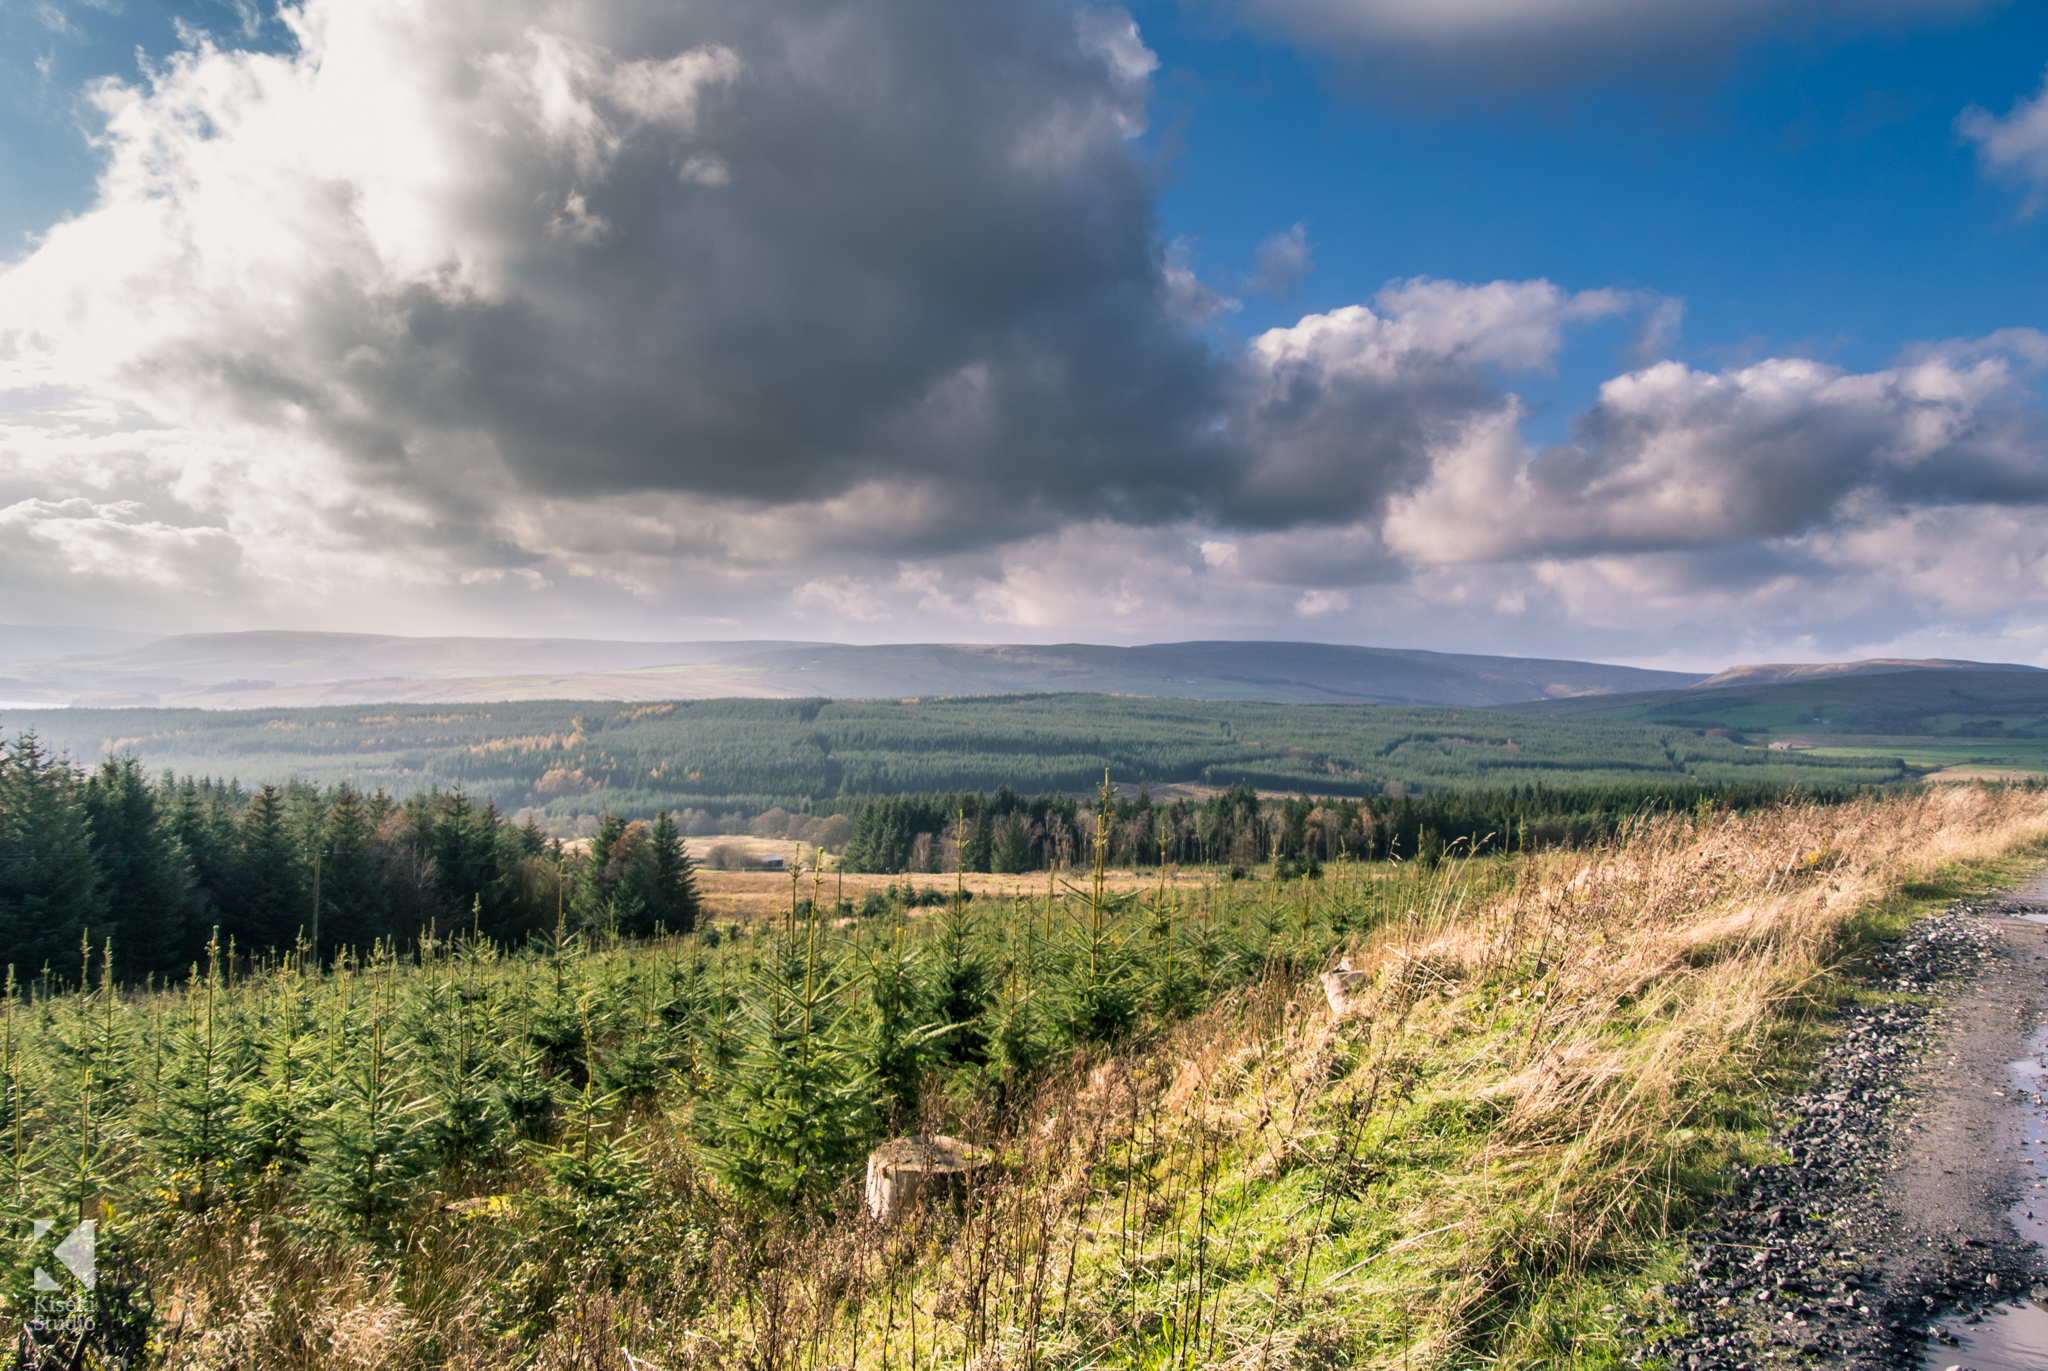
697,906,870,1203
84,758,188,978
225,785,303,953
649,810,700,934
0,732,105,973
317,783,386,960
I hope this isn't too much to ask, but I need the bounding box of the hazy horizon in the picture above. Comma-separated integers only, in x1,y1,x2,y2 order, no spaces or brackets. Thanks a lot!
5,620,2023,680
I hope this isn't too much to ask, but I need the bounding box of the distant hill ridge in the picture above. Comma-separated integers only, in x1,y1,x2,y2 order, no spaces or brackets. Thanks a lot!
0,629,1700,709
1693,658,2046,689
2,626,2039,712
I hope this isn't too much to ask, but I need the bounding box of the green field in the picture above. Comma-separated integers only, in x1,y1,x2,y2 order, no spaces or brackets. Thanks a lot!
1,693,1906,824
1804,736,2048,773
1497,668,2048,777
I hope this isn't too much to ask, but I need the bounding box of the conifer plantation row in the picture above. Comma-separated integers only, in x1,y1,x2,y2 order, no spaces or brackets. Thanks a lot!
0,732,699,982
834,778,1856,875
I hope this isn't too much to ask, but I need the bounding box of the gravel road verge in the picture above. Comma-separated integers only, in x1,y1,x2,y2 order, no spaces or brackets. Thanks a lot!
1640,897,2048,1370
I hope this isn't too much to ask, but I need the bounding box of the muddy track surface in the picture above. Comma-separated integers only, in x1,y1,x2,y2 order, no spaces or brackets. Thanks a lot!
1640,897,2048,1371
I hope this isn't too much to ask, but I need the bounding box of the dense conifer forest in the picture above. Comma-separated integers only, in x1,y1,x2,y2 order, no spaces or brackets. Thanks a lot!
0,732,699,981
833,778,1859,875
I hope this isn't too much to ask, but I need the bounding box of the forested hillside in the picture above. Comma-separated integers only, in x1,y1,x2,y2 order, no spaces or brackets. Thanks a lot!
5,694,1907,833
1,708,1884,980
0,734,699,980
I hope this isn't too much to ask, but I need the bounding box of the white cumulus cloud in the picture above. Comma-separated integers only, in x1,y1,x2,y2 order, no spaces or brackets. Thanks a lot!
1960,65,2048,217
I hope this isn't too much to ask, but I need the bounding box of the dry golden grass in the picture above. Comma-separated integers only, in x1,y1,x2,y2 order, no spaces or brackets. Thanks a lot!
771,784,2048,1370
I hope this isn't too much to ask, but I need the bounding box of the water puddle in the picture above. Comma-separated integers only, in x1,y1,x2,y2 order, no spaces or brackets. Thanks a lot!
1923,1021,2048,1369
1924,1304,2048,1371
2001,872,2048,926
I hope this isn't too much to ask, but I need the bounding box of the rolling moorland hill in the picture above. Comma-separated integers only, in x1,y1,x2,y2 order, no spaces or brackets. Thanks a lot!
0,628,1701,709
1691,656,2044,688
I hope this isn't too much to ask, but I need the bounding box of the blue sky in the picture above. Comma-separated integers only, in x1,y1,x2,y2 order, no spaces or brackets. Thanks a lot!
1138,0,2048,437
1,0,2046,668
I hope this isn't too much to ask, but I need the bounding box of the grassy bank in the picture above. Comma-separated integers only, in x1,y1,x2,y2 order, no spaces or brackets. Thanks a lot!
5,785,2045,1370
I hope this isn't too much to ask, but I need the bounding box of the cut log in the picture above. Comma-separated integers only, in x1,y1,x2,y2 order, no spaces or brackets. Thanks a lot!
864,1134,991,1223
1321,958,1371,1017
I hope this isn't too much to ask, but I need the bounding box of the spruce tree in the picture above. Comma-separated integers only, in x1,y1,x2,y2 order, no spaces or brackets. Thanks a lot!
924,878,990,1066
992,812,1033,874
84,758,187,977
516,812,547,856
225,785,303,953
239,946,319,1173
649,811,700,934
0,732,105,973
428,791,509,931
160,775,232,965
305,1018,429,1244
152,935,243,1210
958,808,994,874
318,783,386,960
425,930,509,1169
575,813,630,932
1048,776,1139,1048
861,913,932,1126
697,905,870,1203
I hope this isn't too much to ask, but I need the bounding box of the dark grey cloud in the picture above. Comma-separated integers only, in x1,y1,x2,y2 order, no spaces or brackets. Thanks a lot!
125,0,1238,544
1223,279,1629,527
1209,0,1996,92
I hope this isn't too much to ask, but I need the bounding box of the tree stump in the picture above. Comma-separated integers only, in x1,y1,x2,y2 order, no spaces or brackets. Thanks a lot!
1321,959,1371,1017
864,1135,990,1223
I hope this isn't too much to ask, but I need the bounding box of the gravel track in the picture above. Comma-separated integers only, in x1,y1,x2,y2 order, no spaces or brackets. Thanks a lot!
1640,900,2048,1370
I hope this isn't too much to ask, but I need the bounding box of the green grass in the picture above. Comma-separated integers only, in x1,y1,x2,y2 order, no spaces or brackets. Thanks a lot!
1805,737,2048,773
